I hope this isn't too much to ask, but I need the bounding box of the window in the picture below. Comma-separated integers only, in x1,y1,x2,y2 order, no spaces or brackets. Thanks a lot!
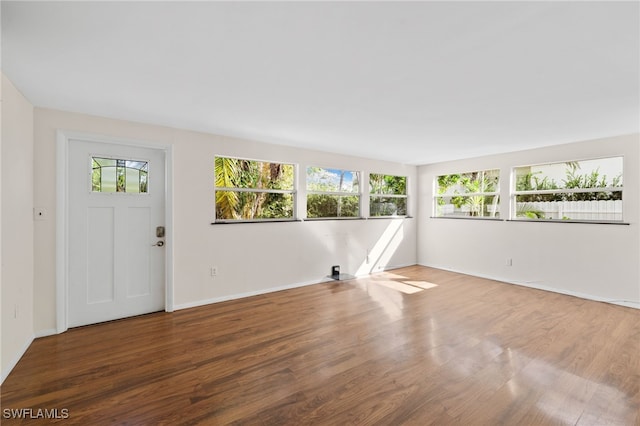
214,156,295,221
513,157,623,222
435,169,500,218
306,167,360,218
92,157,148,193
369,174,407,217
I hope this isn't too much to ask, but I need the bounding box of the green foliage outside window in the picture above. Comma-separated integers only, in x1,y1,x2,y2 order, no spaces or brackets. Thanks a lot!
513,158,623,221
369,174,406,195
215,157,295,220
307,194,360,218
306,167,360,218
515,165,622,202
435,170,499,217
91,157,148,193
369,174,407,217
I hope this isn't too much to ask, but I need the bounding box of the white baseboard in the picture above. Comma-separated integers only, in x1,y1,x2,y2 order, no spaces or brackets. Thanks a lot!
4,265,420,385
419,262,640,310
174,277,328,311
174,264,416,311
35,328,58,338
507,281,640,309
355,262,416,277
1,334,34,385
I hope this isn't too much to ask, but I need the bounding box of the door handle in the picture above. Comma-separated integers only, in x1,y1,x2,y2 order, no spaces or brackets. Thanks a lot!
152,241,165,247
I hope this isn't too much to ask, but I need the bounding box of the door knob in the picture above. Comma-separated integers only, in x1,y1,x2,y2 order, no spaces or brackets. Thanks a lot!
152,241,165,247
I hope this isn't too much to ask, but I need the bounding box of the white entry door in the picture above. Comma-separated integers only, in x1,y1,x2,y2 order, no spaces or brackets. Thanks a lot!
68,139,166,327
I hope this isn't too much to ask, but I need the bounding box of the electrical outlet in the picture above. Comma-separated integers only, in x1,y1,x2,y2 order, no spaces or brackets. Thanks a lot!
210,266,218,277
506,258,513,266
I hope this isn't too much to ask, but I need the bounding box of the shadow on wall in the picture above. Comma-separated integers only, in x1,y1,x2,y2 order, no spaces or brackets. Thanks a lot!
356,219,405,276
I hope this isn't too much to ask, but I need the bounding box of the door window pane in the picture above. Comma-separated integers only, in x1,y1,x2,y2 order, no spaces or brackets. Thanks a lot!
92,157,148,194
125,167,141,193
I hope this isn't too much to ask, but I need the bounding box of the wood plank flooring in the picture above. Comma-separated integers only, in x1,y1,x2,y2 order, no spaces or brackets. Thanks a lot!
2,266,639,425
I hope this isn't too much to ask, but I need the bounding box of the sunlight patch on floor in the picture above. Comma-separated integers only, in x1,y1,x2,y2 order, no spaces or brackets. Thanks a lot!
403,281,438,290
374,280,439,294
374,272,409,280
376,280,423,294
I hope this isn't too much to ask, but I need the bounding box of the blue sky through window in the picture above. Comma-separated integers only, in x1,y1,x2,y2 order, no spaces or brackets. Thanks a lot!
307,167,359,192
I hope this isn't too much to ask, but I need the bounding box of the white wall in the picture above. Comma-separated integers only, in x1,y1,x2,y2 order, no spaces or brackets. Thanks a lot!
417,134,640,307
1,70,3,383
1,74,35,383
33,108,417,332
23,103,638,382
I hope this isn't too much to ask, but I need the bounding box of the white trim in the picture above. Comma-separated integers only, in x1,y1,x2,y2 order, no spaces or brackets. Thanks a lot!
56,132,69,333
216,187,294,195
370,194,407,199
174,278,329,311
419,262,640,310
56,130,174,333
1,334,34,385
513,186,622,196
355,262,416,277
508,280,639,309
164,145,175,312
174,263,416,311
436,191,500,197
35,328,58,338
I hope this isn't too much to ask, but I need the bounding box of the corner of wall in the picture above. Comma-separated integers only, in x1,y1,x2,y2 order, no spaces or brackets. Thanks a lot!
417,134,640,305
1,73,36,384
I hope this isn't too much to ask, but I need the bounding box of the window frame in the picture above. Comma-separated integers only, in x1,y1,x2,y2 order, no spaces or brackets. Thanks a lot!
433,169,501,220
511,156,624,223
369,173,409,218
214,155,298,223
305,166,362,220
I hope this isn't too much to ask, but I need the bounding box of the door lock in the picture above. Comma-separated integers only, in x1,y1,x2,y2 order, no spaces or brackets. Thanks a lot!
152,241,165,247
156,226,165,238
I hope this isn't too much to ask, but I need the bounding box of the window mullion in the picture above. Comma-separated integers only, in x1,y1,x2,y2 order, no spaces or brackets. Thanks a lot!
216,187,294,195
514,187,622,196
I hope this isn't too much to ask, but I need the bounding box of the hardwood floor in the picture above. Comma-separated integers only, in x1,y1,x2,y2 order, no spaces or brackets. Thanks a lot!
2,266,639,425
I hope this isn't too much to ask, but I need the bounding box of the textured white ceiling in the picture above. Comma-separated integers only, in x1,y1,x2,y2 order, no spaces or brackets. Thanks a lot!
2,1,638,164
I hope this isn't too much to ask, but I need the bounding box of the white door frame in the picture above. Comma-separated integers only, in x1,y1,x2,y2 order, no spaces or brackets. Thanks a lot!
56,130,174,334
